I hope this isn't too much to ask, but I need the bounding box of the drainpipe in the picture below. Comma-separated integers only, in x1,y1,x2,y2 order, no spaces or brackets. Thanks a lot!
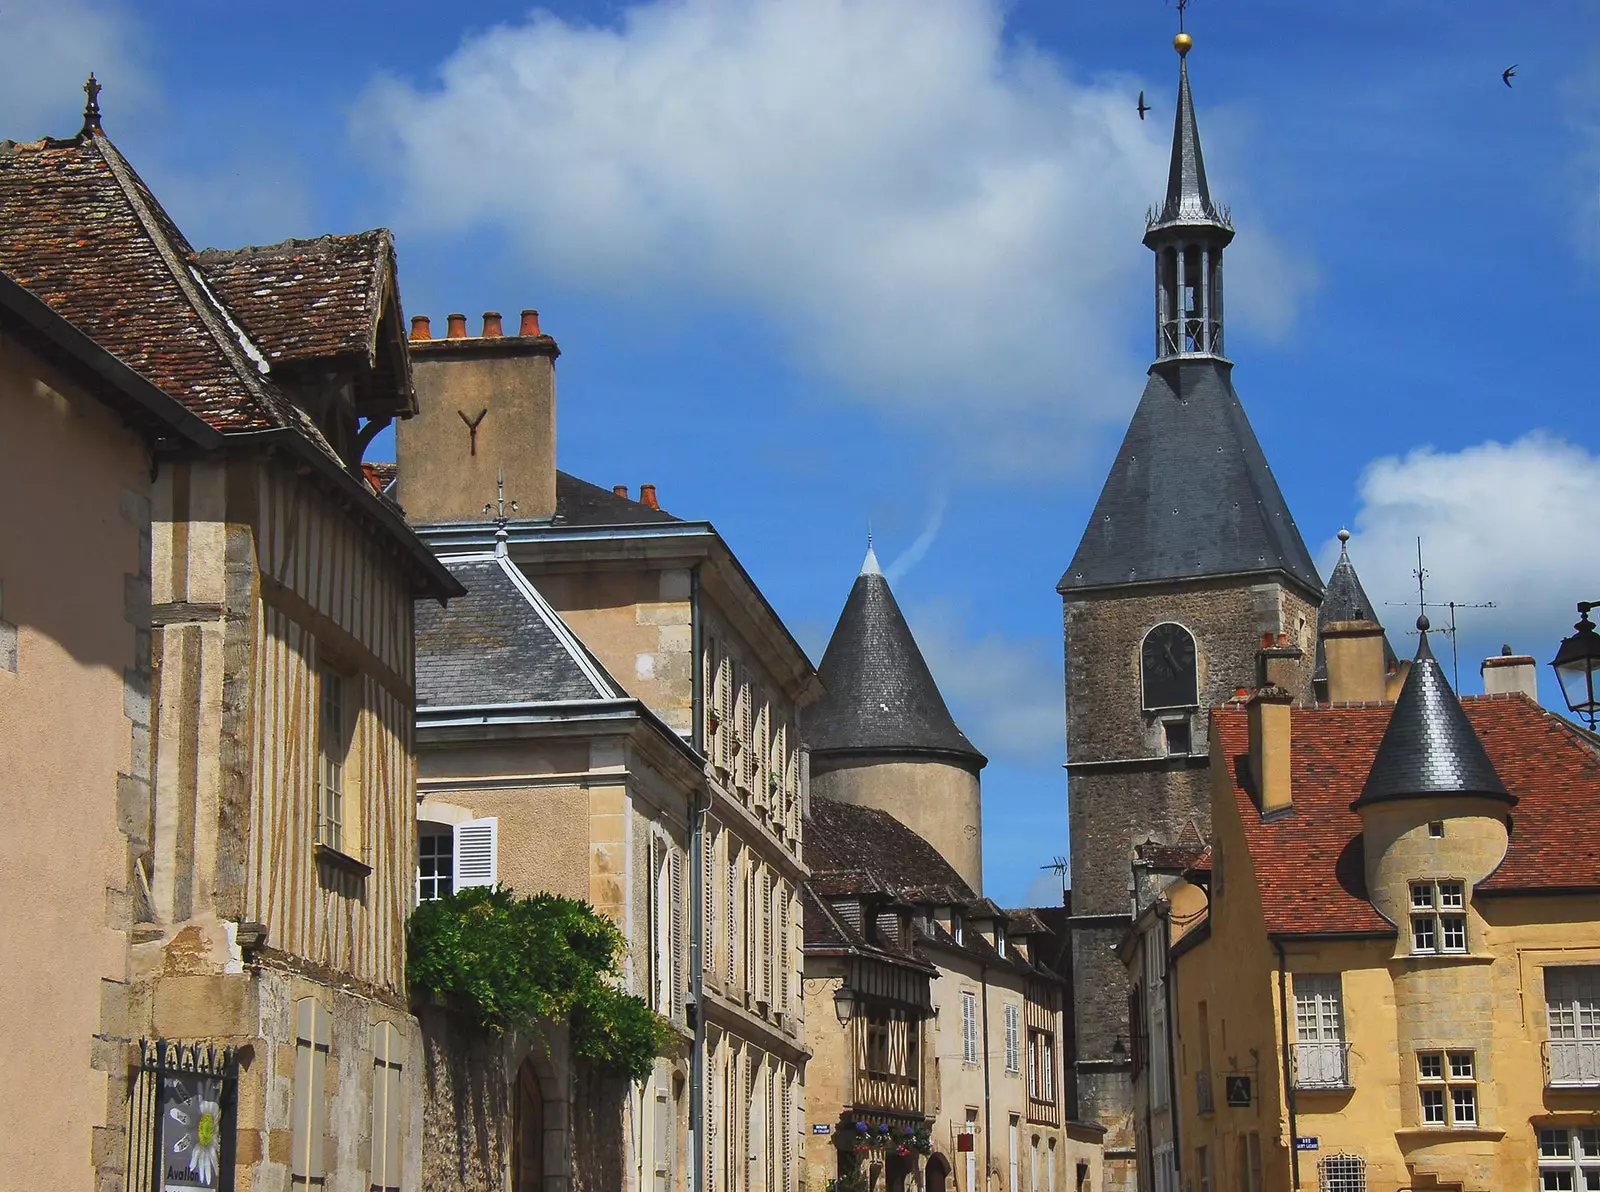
981,964,993,1192
1275,940,1299,1191
689,564,706,1192
1158,903,1182,1185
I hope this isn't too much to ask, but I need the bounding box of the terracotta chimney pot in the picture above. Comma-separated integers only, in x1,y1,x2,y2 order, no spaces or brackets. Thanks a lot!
1260,632,1275,650
1234,686,1249,701
409,314,431,341
446,313,468,339
1276,631,1289,648
613,485,629,499
520,309,542,337
482,311,503,338
640,483,659,510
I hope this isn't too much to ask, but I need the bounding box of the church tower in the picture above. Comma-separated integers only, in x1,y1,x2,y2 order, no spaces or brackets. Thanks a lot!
1057,34,1323,1184
803,542,987,894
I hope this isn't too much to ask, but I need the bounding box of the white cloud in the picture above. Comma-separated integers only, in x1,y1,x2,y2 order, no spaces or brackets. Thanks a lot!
0,0,150,139
355,0,1308,474
904,600,1062,768
1337,433,1600,678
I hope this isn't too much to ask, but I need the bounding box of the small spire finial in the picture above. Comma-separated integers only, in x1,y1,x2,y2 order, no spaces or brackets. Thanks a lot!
483,468,518,554
860,528,882,577
1174,0,1192,53
1337,527,1351,544
82,73,103,133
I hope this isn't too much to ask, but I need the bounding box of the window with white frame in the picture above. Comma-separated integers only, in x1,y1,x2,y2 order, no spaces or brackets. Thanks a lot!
1409,880,1467,954
1317,1155,1365,1192
417,824,453,902
1004,1003,1021,1073
1417,1050,1476,1126
1151,1143,1175,1192
1540,1127,1600,1190
962,991,979,1065
1547,967,1600,1040
1292,974,1348,1088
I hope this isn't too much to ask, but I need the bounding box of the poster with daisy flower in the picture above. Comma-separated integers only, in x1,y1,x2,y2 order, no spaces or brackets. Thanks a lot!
161,1076,225,1189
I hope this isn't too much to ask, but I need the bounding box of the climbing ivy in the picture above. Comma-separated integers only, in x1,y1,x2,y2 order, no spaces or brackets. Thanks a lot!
407,885,673,1080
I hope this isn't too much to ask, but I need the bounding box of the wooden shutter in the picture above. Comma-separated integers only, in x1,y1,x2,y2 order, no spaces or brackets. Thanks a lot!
670,846,685,1021
761,871,773,1004
962,991,977,1064
654,1072,672,1190
778,885,790,1013
1006,1004,1020,1071
703,820,718,989
727,845,738,987
292,998,331,1180
453,818,498,888
370,1022,403,1191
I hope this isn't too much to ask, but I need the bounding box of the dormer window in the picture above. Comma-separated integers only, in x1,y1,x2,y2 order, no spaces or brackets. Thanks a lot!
996,925,1007,959
952,910,965,946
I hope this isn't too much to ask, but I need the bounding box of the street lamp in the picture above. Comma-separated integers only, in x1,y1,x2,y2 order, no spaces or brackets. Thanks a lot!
1551,602,1600,729
833,984,856,1027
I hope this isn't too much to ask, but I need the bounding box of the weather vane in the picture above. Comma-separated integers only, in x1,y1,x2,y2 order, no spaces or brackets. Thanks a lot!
1175,0,1188,33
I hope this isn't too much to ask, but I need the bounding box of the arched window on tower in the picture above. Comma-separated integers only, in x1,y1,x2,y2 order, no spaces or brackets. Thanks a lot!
1142,623,1199,711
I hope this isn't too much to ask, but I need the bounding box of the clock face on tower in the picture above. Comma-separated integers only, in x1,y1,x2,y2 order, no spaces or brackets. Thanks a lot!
1141,622,1199,710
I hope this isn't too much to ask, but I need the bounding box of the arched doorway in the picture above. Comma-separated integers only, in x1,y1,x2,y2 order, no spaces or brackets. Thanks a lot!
512,1055,544,1192
927,1154,951,1192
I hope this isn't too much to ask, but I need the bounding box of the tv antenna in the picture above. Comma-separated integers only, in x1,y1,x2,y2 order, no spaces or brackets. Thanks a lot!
1383,538,1496,690
1040,856,1069,904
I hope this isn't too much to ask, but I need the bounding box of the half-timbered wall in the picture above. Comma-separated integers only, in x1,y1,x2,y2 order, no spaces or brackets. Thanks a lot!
245,465,416,995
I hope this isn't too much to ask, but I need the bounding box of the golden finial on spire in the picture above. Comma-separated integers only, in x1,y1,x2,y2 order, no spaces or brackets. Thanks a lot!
1173,0,1193,55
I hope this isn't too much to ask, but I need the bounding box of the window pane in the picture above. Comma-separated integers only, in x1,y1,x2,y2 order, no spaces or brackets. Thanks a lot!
1418,1053,1443,1080
1543,1173,1575,1192
1543,1129,1571,1158
1450,1087,1475,1126
1412,917,1435,952
1448,1052,1474,1080
1411,884,1434,910
1420,1088,1446,1124
1438,882,1464,909
1441,917,1467,952
1582,1129,1600,1158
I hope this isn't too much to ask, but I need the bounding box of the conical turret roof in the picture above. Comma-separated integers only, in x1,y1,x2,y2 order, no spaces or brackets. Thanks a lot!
1315,530,1397,681
803,547,986,768
1354,620,1513,809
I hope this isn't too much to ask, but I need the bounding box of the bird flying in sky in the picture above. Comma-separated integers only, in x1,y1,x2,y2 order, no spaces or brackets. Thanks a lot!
1137,90,1151,120
1503,64,1517,87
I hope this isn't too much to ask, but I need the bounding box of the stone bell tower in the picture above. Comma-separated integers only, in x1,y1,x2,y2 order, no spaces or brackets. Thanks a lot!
1056,32,1323,1190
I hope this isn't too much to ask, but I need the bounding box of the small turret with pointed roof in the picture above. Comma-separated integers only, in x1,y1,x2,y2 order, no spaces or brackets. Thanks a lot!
803,537,987,893
1315,528,1398,688
1354,617,1513,809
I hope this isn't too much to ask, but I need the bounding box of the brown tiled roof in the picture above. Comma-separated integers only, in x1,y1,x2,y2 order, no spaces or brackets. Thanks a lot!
805,797,975,907
195,231,392,366
1215,692,1600,937
0,130,325,441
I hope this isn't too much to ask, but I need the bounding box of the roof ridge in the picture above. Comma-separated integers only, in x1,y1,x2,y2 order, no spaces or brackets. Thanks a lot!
490,554,625,699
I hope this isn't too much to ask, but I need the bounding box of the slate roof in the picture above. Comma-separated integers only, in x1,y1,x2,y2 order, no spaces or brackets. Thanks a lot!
803,552,985,766
805,797,975,907
555,472,679,526
195,231,394,367
0,128,326,442
1058,358,1323,598
1356,625,1512,808
1215,690,1600,936
1314,532,1397,680
416,551,626,707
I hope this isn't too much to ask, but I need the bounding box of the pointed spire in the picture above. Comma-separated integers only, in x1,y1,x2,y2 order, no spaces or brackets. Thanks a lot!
1315,529,1398,680
861,530,882,576
1145,37,1232,236
1354,617,1513,809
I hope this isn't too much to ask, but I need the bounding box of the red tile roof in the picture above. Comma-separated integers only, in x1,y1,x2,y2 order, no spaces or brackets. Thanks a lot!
1215,693,1600,937
195,231,393,367
0,130,327,442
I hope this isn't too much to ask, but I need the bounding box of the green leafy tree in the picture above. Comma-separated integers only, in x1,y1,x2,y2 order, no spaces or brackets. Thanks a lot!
408,886,673,1080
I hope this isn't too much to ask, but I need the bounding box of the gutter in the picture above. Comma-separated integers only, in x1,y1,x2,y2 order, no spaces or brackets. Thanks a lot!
1159,902,1183,1184
1276,940,1300,1191
417,697,704,768
981,963,993,1192
689,564,706,1192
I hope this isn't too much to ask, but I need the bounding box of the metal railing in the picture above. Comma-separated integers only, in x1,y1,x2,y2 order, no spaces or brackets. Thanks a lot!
1291,1040,1353,1090
1546,1039,1600,1087
1195,1067,1214,1114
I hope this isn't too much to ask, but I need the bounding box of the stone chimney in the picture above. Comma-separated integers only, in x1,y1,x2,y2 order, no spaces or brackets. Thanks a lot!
395,308,560,523
1481,646,1538,703
1250,634,1299,814
1321,619,1389,703
1249,684,1294,815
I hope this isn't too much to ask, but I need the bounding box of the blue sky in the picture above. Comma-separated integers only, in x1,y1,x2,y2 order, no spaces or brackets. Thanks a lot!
11,0,1599,906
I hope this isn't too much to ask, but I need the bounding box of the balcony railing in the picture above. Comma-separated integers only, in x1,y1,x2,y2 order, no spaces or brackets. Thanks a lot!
1195,1068,1214,1115
1292,1041,1353,1090
856,1071,920,1115
1546,1039,1600,1088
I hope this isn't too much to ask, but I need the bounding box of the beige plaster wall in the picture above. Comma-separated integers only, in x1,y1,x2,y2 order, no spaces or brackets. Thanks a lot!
810,760,983,896
0,336,151,1188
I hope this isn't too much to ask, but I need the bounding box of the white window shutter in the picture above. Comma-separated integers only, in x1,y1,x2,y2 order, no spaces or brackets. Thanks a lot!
454,818,498,889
